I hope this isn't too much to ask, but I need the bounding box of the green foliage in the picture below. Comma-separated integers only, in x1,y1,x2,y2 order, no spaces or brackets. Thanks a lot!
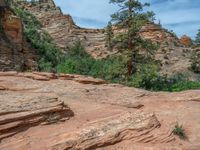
38,58,53,72
172,124,187,140
145,73,200,92
127,62,159,88
191,51,200,73
57,41,94,75
195,29,200,45
124,59,200,92
13,8,62,71
57,41,128,81
57,41,200,92
110,0,156,74
105,21,114,50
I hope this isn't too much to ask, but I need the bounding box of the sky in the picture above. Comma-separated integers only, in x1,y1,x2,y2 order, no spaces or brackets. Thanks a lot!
54,0,200,39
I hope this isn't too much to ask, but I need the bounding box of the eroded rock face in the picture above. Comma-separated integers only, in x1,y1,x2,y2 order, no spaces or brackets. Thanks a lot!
0,72,200,150
0,7,37,71
3,10,22,43
140,23,180,47
14,0,109,59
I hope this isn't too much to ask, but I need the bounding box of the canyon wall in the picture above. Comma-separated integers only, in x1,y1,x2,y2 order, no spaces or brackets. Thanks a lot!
0,3,37,71
1,0,195,75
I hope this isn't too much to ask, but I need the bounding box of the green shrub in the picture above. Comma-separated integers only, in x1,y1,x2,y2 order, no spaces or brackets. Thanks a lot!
143,73,200,92
99,56,128,82
57,41,200,92
191,51,200,73
127,62,159,88
172,124,187,140
13,8,62,71
38,58,53,72
59,41,129,82
57,41,94,75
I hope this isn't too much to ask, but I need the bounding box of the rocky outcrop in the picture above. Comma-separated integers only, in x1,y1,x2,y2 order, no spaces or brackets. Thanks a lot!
0,72,74,142
179,35,193,47
51,112,161,150
0,92,73,141
139,24,195,74
0,6,37,71
15,0,110,59
0,72,200,150
140,23,180,47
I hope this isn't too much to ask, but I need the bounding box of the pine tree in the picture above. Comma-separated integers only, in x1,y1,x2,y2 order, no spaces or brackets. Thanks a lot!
110,0,155,75
105,21,114,50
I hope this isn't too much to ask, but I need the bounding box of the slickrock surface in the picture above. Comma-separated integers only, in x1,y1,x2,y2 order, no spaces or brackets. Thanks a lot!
0,72,200,150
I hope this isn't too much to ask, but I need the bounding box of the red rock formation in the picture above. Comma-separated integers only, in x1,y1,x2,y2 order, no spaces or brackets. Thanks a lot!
3,10,22,43
0,7,37,71
0,72,200,149
140,23,180,46
179,35,193,47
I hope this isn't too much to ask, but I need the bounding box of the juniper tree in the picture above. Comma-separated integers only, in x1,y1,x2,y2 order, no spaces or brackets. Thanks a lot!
105,21,114,50
110,0,155,75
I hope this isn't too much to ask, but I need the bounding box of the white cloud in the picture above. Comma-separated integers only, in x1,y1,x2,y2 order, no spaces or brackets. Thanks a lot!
54,0,200,38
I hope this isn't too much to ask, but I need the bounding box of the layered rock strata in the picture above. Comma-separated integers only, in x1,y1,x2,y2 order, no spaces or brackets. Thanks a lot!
14,0,196,75
0,72,200,150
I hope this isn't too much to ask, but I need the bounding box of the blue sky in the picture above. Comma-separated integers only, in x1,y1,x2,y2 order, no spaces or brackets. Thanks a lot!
54,0,200,38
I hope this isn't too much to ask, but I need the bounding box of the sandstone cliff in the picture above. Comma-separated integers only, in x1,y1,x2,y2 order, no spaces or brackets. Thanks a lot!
0,3,37,71
14,0,196,75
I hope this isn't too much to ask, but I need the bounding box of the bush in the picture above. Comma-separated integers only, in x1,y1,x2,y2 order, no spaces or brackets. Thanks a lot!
57,41,127,80
14,8,63,71
172,124,187,140
144,73,200,92
57,41,200,92
38,58,53,72
127,62,159,88
191,51,200,73
57,41,94,75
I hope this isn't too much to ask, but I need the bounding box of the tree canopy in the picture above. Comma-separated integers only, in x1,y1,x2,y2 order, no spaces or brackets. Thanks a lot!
110,0,156,75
